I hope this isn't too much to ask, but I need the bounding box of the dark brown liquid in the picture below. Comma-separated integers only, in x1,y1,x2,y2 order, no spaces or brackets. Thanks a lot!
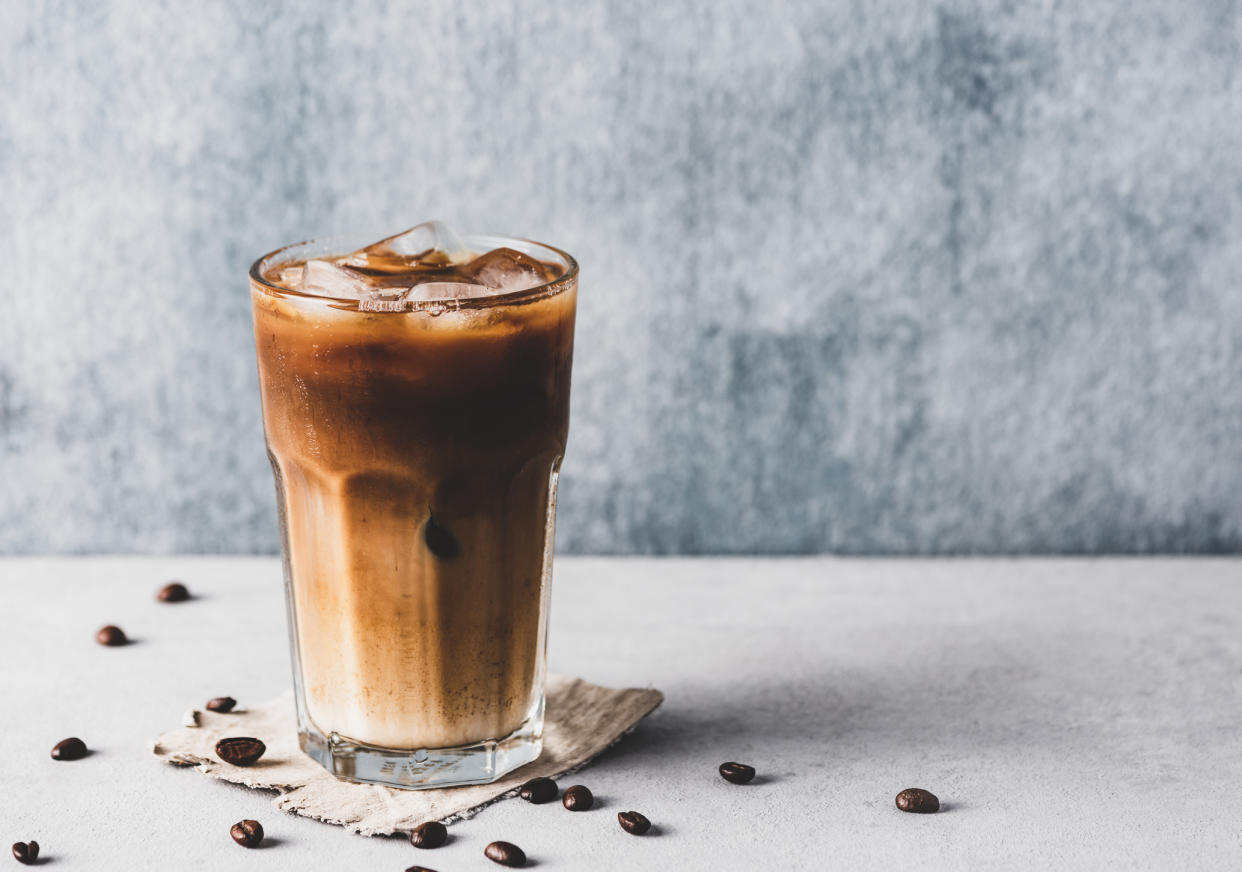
251,253,575,748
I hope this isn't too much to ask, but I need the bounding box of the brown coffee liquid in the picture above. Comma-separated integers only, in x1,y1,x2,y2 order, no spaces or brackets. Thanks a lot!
251,251,575,749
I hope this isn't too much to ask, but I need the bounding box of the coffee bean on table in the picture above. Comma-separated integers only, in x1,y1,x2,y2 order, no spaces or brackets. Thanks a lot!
484,841,526,867
96,625,128,646
157,581,191,602
207,696,237,713
405,867,438,872
410,820,447,849
518,775,558,804
719,761,756,784
895,787,940,813
562,784,593,811
215,737,266,766
230,819,264,848
11,841,39,865
618,810,651,835
51,737,88,761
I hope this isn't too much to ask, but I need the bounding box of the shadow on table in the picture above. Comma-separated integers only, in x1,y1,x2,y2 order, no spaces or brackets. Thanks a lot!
594,629,1111,771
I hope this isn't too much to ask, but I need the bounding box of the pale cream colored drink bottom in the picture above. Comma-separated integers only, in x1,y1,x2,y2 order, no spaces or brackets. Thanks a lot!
280,454,555,749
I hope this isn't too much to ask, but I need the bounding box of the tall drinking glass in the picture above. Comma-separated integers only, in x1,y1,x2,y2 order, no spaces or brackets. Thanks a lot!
248,231,577,788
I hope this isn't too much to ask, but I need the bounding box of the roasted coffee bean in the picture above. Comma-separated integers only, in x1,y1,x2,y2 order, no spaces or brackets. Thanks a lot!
11,841,39,865
157,581,191,602
96,624,128,646
409,820,448,849
719,761,756,784
206,696,237,713
51,737,88,761
484,841,526,867
424,515,459,559
895,787,940,814
562,784,594,811
405,867,438,872
215,737,266,766
518,775,558,804
618,810,651,835
230,819,264,848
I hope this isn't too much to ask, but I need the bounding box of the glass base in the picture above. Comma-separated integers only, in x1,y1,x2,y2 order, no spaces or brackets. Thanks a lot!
298,714,543,790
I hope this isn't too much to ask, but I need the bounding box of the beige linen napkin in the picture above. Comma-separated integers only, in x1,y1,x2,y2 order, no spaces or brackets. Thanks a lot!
151,674,663,836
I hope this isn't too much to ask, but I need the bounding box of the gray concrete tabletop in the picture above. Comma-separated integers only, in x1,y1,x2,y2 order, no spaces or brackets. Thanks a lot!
2,556,1240,870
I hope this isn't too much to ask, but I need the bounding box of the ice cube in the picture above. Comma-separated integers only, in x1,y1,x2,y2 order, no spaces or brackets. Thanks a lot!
345,220,469,272
460,247,551,293
406,280,496,302
300,259,411,309
276,264,304,288
299,259,376,299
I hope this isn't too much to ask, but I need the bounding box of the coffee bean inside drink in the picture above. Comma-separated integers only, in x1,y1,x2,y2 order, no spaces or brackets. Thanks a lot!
249,222,576,787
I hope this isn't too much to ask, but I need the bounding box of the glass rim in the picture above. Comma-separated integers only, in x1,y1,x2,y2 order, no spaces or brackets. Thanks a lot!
249,232,579,313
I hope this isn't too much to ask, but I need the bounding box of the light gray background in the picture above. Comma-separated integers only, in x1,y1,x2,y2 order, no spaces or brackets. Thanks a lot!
2,0,1240,555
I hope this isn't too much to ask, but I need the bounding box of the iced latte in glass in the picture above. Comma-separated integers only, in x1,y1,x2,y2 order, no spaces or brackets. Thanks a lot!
249,222,577,788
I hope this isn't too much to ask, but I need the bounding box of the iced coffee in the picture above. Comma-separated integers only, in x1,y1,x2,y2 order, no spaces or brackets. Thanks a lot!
248,222,577,788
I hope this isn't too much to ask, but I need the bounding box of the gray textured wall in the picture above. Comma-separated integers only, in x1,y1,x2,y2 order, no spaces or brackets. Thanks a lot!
2,0,1240,555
